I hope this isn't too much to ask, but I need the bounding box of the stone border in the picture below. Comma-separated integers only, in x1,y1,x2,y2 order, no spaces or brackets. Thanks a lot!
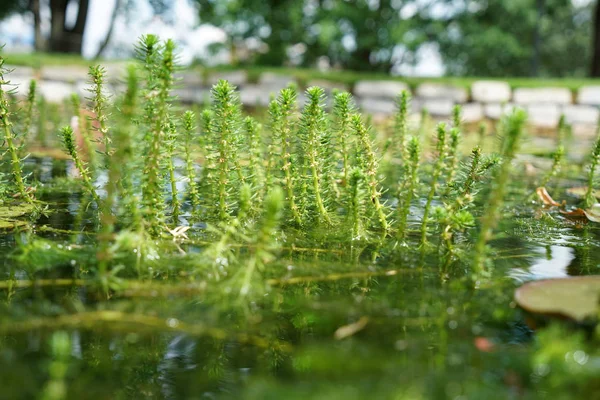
6,65,599,134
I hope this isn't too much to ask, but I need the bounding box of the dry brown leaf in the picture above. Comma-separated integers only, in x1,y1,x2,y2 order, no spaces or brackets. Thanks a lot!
559,208,587,218
536,187,564,207
559,204,600,223
334,316,369,340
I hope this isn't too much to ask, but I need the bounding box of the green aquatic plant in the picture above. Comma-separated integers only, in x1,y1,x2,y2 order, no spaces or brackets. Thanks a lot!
115,64,141,225
245,116,265,200
211,79,244,220
138,35,174,234
60,126,100,204
397,136,421,243
333,91,355,188
420,123,447,247
70,93,98,177
473,109,527,273
298,87,331,225
40,331,71,400
537,115,566,193
183,110,200,213
269,88,301,224
446,127,461,185
0,57,34,204
438,147,482,267
20,79,36,149
394,90,410,167
237,186,284,297
352,114,389,232
585,118,600,209
88,65,118,278
347,167,367,241
165,120,181,222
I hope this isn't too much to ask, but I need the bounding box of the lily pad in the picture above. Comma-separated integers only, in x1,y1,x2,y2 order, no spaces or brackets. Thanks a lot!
566,186,600,200
515,276,600,322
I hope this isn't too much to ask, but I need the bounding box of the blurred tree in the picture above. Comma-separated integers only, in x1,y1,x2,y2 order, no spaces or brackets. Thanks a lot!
195,0,304,65
196,0,424,71
429,0,591,77
0,0,174,56
305,0,423,72
592,0,600,76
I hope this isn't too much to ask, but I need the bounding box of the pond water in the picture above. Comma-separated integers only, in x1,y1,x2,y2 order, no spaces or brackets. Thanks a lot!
1,154,599,400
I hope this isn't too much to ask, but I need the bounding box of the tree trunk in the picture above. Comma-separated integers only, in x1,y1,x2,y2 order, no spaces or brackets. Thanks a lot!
94,0,122,59
48,0,90,54
31,0,47,51
592,0,600,77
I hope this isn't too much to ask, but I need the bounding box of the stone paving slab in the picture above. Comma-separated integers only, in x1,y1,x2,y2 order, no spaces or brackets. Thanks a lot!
41,66,89,83
239,85,273,107
306,79,350,95
38,80,76,102
415,83,468,103
577,86,600,106
526,103,561,128
3,65,36,78
483,103,517,119
258,73,297,90
356,96,397,114
513,87,572,105
353,80,408,100
461,103,484,123
418,99,455,116
471,80,511,103
562,105,599,125
207,70,247,86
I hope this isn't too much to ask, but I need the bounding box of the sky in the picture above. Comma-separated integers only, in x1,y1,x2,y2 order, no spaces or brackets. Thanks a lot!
0,0,445,76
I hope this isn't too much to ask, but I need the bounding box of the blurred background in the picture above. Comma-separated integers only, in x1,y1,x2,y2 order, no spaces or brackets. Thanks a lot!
0,0,596,78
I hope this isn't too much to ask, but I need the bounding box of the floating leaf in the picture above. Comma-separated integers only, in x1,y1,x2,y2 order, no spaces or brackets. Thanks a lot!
515,276,600,322
536,187,563,207
566,186,600,200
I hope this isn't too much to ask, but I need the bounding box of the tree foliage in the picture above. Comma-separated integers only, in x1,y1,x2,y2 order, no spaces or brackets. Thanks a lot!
429,0,592,77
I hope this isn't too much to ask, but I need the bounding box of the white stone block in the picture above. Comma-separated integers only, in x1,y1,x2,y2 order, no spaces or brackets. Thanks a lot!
355,97,396,114
307,79,350,95
41,66,89,83
258,73,297,90
415,83,468,103
239,85,273,107
484,103,517,120
527,104,561,128
353,80,409,100
4,65,35,78
38,81,76,102
207,70,247,86
513,88,572,105
420,99,454,116
461,103,484,123
471,81,511,103
577,86,600,106
4,75,34,98
561,105,599,124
